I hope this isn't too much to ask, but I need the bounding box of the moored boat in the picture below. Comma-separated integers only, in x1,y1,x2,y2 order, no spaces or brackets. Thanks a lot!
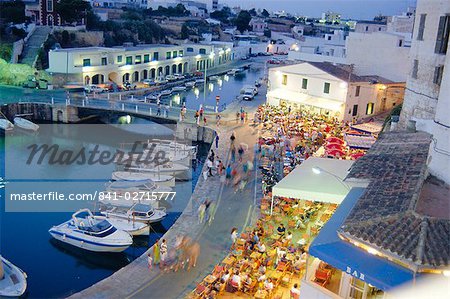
0,119,14,132
100,203,167,224
48,209,133,252
93,215,149,236
171,86,186,92
112,171,175,187
0,256,27,297
13,117,39,131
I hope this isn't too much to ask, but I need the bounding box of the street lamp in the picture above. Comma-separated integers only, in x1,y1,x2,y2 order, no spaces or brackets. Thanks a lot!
202,51,215,110
311,166,350,190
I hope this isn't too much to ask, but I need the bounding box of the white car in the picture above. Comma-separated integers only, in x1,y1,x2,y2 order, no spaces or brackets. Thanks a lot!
155,77,168,85
142,79,155,86
84,84,106,93
173,74,185,80
165,75,177,81
241,85,258,96
237,90,255,101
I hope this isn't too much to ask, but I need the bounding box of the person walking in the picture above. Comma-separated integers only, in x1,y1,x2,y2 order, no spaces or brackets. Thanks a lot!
218,160,224,176
160,239,168,269
165,105,169,118
230,132,236,147
203,116,207,126
215,134,219,149
238,145,244,162
231,145,236,163
207,201,216,225
225,164,232,185
147,253,153,271
216,113,221,126
236,111,240,123
230,227,238,248
199,106,204,119
195,110,200,124
156,103,161,116
153,239,161,267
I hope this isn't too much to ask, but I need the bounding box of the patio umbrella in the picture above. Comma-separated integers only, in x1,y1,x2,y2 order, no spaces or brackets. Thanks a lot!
325,143,344,150
326,148,346,157
326,137,344,144
350,152,365,160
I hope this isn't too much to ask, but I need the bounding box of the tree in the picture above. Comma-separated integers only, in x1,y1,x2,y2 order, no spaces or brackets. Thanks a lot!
235,10,252,34
55,0,90,24
181,23,190,39
249,8,257,17
261,9,270,18
0,0,26,24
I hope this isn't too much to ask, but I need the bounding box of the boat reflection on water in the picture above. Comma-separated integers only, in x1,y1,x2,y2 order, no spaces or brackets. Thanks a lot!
49,239,131,271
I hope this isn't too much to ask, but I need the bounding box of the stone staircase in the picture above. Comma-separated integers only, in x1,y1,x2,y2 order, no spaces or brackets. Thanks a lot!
19,26,52,67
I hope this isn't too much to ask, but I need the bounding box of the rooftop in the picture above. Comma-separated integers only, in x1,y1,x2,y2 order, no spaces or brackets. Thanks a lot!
340,132,450,271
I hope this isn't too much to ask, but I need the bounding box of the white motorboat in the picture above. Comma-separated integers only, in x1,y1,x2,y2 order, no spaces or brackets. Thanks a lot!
227,69,240,75
145,94,159,102
105,180,172,194
147,139,197,156
0,256,27,297
128,162,190,180
208,75,219,81
48,209,133,252
100,203,167,224
112,171,175,187
13,117,39,131
159,89,172,97
0,119,14,132
171,86,186,92
93,215,149,236
185,81,195,88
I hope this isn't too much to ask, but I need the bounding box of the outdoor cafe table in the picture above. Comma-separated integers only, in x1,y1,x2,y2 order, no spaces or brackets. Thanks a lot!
204,274,218,284
268,270,283,281
222,256,236,266
270,234,281,241
254,289,268,299
250,252,262,260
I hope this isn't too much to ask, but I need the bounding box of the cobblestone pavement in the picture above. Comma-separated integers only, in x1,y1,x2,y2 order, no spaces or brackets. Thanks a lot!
70,66,267,299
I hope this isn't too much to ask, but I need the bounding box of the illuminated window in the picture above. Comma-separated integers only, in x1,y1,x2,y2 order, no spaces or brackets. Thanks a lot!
282,74,287,85
82,58,90,66
135,55,142,64
144,54,150,63
166,52,171,59
302,78,308,89
324,82,330,94
366,102,374,115
126,56,132,65
101,57,107,65
173,51,178,58
153,52,159,61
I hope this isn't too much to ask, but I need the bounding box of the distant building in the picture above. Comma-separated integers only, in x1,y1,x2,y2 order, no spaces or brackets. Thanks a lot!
39,0,62,26
399,0,450,185
321,11,341,24
47,43,234,85
249,18,267,35
354,21,387,33
267,62,404,122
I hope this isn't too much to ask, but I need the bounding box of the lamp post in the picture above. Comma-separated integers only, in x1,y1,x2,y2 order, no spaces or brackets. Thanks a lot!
202,51,215,110
311,166,351,190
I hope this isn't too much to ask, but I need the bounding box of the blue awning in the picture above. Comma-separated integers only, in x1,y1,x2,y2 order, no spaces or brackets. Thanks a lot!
309,187,415,291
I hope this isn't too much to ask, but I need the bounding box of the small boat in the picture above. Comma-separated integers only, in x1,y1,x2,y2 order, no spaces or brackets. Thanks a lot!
147,140,198,156
128,162,190,180
160,89,172,97
146,94,159,102
0,119,14,132
105,180,172,194
13,117,39,131
171,86,186,92
112,171,175,187
185,81,196,88
48,209,133,252
100,203,167,224
195,78,205,84
208,75,219,81
93,215,149,236
0,256,27,297
227,69,240,75
116,150,191,167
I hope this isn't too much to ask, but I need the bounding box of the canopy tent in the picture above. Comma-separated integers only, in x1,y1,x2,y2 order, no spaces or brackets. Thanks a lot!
271,157,354,207
351,121,383,135
309,188,416,291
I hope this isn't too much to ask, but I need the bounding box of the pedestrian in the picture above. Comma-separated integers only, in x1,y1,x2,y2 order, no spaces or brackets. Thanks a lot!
160,239,168,269
206,158,213,176
236,111,240,123
147,253,153,271
153,239,161,266
198,202,206,224
203,116,207,126
210,149,215,161
230,227,238,248
157,103,161,116
218,160,224,176
231,145,236,163
216,113,221,126
215,134,219,149
203,169,208,181
238,145,244,162
165,105,169,118
207,201,216,225
230,132,236,147
240,112,245,123
195,110,199,124
225,164,232,185
199,106,204,119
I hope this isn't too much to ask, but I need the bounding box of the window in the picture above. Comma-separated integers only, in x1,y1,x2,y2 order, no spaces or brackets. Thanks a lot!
144,54,150,63
433,65,444,85
327,36,331,40
166,52,171,59
179,50,184,57
412,59,419,79
282,74,287,85
126,56,132,65
187,47,194,52
153,52,159,61
398,39,403,47
366,102,374,115
417,14,426,41
47,0,53,12
355,86,360,97
199,48,206,54
352,104,358,117
135,55,142,64
435,15,450,54
101,57,107,65
365,26,369,32
378,27,382,31
173,51,178,58
83,58,90,67
302,78,308,89
117,55,123,63
324,82,330,94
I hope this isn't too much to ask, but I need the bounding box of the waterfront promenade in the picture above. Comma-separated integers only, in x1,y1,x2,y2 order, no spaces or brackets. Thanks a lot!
69,77,267,299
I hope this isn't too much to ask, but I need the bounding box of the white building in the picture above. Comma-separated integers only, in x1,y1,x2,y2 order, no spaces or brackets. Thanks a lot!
399,0,450,185
321,11,341,24
267,62,404,122
354,21,387,33
47,43,234,85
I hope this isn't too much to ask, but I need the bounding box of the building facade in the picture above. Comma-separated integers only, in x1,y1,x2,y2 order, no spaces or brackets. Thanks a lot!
399,0,450,185
266,62,404,122
354,21,387,33
47,43,233,85
39,0,61,26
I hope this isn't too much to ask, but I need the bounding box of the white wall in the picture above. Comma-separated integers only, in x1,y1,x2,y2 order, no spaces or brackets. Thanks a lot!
346,32,410,82
288,51,347,64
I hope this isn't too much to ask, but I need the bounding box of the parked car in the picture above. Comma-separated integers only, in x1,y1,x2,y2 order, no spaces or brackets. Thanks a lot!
142,79,155,86
155,77,168,85
241,85,258,96
241,56,250,60
249,53,258,57
240,90,255,101
122,81,137,91
106,83,122,92
165,75,177,81
193,71,204,77
173,74,185,80
84,84,107,93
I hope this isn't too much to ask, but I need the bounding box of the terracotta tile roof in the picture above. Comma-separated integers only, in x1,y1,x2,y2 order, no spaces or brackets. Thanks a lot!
339,132,450,271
